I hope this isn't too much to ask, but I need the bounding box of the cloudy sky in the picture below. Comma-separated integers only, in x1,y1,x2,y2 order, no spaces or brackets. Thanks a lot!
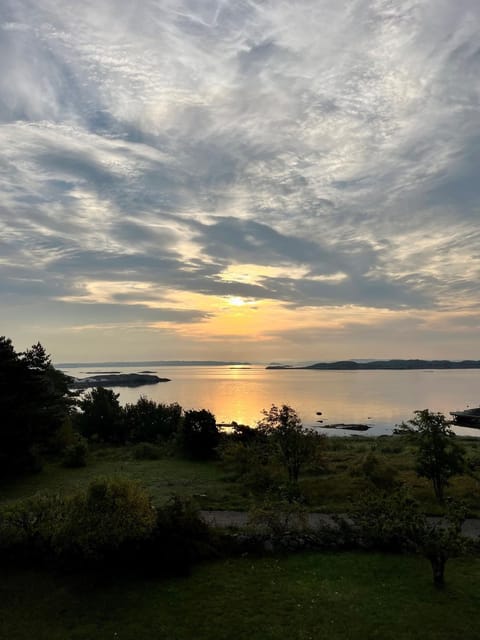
1,0,479,363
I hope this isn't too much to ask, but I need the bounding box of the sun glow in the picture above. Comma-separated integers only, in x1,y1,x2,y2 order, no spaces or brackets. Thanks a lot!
227,296,246,306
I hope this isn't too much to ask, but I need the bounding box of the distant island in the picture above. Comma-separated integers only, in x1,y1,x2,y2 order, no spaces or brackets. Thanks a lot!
266,359,480,370
59,360,251,368
70,373,170,389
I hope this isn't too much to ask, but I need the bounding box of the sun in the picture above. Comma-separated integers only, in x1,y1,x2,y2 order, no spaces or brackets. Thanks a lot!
227,296,246,307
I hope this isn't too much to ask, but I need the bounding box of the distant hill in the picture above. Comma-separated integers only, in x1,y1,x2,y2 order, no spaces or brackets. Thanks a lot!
266,359,480,370
58,360,251,368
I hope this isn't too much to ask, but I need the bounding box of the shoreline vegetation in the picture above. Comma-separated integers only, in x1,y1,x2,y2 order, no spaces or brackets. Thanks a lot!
266,359,480,370
70,373,170,389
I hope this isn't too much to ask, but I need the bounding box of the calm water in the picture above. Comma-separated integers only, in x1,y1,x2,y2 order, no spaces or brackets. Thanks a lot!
62,365,480,437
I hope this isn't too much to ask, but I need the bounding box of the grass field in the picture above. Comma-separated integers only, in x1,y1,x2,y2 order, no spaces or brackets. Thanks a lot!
1,552,480,640
1,436,479,513
1,439,479,639
0,446,242,509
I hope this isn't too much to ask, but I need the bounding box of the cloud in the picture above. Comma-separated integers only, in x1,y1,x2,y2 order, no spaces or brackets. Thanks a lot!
0,0,479,358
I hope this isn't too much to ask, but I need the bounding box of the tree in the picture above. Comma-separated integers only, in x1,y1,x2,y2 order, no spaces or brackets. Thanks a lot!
258,404,324,483
0,336,73,473
76,387,126,443
179,409,219,459
400,409,465,502
124,397,182,443
348,489,469,588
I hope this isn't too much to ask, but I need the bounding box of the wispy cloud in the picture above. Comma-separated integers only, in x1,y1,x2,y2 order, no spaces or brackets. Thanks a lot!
1,0,479,359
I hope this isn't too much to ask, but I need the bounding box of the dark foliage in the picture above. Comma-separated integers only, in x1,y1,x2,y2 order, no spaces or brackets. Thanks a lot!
62,435,89,468
147,496,217,575
124,397,182,443
132,442,163,460
0,481,216,577
179,409,219,459
75,387,126,443
350,450,399,490
0,337,74,473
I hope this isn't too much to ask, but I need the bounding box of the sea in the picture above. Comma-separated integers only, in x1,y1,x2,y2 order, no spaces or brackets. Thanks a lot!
59,364,480,438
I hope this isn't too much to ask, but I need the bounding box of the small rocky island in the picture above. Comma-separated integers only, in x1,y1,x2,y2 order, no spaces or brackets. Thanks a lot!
321,423,371,431
70,373,170,389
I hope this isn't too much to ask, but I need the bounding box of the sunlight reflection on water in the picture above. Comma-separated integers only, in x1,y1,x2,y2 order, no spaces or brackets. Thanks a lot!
63,365,480,437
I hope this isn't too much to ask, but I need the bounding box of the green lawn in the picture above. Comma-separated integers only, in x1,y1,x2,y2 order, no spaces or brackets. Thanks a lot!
1,553,480,640
0,447,244,509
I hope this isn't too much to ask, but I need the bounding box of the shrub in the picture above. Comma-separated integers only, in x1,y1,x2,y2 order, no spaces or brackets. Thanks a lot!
62,436,89,468
132,442,163,460
248,496,308,538
0,482,217,576
145,496,217,574
53,477,157,562
50,417,78,452
0,493,68,563
351,451,398,490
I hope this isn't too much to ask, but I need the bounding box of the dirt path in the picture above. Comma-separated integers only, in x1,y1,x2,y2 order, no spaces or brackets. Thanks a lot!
200,510,480,538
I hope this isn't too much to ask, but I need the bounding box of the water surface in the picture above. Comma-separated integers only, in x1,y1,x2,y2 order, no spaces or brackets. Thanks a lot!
62,365,480,436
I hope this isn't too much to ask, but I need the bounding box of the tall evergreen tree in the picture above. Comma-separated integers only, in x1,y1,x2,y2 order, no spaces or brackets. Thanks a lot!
0,337,73,473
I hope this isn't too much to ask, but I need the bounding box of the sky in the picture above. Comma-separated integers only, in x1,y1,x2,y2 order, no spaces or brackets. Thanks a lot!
1,0,479,363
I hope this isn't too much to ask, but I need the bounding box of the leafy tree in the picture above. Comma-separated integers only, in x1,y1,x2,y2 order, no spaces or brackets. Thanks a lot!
258,404,324,482
219,422,287,496
399,409,465,502
76,387,126,443
0,336,73,472
124,397,182,443
348,489,469,588
179,409,219,459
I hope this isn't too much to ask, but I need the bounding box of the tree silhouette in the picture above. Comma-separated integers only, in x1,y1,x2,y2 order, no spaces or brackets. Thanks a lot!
0,336,73,472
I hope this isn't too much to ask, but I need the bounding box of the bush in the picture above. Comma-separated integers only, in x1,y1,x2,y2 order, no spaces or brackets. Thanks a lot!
351,451,398,490
132,442,163,460
248,496,308,538
0,482,218,576
62,436,89,468
53,477,157,562
144,496,217,575
0,493,68,563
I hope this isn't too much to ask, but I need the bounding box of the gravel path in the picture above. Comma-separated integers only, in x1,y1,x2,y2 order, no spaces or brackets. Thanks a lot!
200,510,480,538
